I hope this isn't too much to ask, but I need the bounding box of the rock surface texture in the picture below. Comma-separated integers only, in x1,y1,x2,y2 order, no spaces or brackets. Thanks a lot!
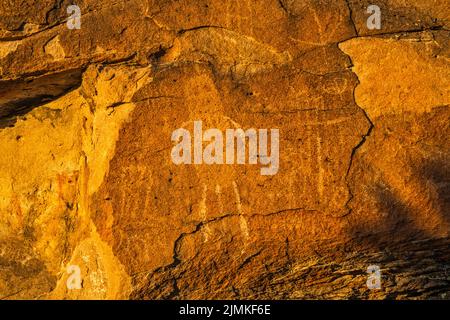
0,0,449,299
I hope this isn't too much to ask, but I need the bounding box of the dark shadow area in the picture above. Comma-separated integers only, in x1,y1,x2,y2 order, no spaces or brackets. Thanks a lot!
350,155,449,247
347,155,450,298
0,68,83,128
419,157,450,224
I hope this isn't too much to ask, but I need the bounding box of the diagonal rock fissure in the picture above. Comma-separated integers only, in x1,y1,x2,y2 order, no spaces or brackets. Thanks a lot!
337,44,375,217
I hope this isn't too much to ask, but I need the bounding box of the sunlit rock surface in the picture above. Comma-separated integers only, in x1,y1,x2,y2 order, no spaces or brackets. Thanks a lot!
0,0,449,299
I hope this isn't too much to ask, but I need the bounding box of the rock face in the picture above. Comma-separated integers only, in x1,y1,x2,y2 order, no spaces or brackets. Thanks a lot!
0,0,449,300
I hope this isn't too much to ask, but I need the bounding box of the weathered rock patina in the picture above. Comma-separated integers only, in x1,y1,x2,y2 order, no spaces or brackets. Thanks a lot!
0,0,449,299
